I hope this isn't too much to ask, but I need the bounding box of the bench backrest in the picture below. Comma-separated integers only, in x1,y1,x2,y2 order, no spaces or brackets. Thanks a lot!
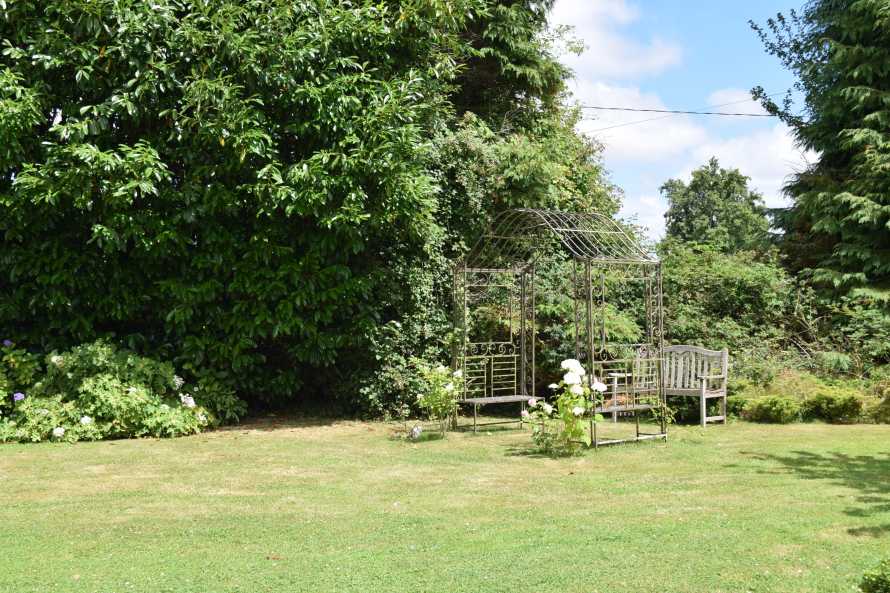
462,342,519,400
663,345,728,391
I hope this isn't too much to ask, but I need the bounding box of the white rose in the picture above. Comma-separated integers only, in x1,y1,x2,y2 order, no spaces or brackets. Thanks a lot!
542,403,553,415
563,371,581,385
50,355,63,366
521,410,530,419
444,382,454,393
560,358,586,376
548,383,559,390
52,426,65,438
592,379,608,393
570,384,584,396
572,406,584,417
527,397,538,407
80,416,93,425
180,394,196,408
452,369,463,379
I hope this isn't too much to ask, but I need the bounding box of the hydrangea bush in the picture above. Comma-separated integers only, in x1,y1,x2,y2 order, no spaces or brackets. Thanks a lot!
0,339,42,415
526,359,606,455
415,360,462,435
0,340,238,443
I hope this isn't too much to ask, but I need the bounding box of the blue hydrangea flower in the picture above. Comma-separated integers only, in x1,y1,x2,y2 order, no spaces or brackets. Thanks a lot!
13,392,25,402
2,339,12,348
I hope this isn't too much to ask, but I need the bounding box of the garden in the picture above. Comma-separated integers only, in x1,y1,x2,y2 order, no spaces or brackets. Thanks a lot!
2,0,890,591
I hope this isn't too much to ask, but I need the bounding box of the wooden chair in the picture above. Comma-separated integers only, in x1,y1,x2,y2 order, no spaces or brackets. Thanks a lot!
662,345,729,427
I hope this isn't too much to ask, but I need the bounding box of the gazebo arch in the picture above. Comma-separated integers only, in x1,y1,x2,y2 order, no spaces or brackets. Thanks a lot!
452,208,666,446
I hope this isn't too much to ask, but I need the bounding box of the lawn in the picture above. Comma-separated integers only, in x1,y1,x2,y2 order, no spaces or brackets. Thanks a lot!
1,419,888,593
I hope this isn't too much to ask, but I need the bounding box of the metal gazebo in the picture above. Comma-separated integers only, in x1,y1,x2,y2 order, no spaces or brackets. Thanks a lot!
452,208,667,446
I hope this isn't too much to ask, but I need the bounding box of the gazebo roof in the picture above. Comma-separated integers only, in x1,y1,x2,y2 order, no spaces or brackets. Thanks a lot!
463,208,656,269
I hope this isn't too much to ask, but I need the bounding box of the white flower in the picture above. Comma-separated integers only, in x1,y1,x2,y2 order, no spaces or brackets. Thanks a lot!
542,403,553,415
50,355,63,366
563,371,582,385
570,384,584,396
560,358,586,376
548,383,559,390
444,382,454,393
592,379,608,393
173,375,185,390
160,404,170,411
436,364,448,373
52,426,65,438
79,416,92,425
452,369,463,379
572,406,584,417
521,409,530,419
528,397,538,407
409,425,423,440
197,413,208,424
180,394,196,408
127,386,138,395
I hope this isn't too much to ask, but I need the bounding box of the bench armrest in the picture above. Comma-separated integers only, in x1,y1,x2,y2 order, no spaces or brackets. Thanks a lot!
697,374,726,380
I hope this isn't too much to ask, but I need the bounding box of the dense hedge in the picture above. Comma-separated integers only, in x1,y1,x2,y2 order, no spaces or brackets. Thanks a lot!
0,1,618,413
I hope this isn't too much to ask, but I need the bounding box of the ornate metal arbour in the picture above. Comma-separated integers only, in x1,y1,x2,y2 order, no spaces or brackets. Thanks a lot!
452,208,667,446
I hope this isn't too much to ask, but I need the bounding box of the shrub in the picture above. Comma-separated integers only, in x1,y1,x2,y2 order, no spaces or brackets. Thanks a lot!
192,373,248,425
743,396,801,423
527,359,604,456
415,360,462,434
0,339,42,414
861,559,890,593
726,395,749,418
1,340,212,443
801,389,864,423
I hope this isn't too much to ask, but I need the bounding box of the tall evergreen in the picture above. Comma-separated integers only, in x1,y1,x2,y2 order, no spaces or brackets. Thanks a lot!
753,0,890,300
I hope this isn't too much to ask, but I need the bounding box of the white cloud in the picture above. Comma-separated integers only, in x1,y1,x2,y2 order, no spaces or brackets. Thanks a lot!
683,123,816,207
620,193,667,238
550,0,682,79
574,82,708,162
706,88,767,115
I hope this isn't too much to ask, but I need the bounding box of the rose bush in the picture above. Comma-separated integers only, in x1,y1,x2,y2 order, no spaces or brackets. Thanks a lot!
526,359,606,455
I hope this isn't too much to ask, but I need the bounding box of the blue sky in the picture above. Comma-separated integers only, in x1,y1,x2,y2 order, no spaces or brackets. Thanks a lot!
549,0,814,238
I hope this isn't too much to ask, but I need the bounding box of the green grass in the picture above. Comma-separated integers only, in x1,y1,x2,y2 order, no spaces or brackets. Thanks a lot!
2,418,889,593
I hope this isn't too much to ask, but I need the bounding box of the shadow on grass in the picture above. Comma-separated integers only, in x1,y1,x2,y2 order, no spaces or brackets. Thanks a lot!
748,450,890,538
216,415,340,433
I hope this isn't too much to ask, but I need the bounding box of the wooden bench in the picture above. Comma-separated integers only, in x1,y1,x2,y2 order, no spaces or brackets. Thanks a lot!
663,345,729,427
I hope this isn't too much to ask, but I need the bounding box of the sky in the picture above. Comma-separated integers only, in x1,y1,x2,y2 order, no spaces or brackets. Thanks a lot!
549,0,816,239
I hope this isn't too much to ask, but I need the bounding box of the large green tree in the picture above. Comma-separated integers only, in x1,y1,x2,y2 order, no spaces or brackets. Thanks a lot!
661,158,770,253
0,0,615,412
752,0,890,298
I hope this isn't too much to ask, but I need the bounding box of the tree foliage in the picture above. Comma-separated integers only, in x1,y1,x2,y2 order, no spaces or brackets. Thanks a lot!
0,0,616,413
752,1,890,297
661,157,769,253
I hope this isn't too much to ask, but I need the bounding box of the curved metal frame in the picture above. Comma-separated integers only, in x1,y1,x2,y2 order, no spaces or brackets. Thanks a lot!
453,208,666,446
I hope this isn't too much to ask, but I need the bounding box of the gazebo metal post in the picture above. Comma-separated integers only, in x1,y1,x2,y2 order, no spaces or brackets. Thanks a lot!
530,263,536,399
519,269,527,398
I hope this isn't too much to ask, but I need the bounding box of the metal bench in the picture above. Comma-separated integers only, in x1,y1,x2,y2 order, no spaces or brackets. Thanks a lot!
663,345,729,427
457,342,529,432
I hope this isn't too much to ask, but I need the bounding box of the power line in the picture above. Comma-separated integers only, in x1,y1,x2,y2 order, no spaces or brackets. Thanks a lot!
580,92,784,134
580,105,774,117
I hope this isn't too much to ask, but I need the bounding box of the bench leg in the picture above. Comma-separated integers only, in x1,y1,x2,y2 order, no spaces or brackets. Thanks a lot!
473,404,478,433
722,393,727,424
700,395,706,428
